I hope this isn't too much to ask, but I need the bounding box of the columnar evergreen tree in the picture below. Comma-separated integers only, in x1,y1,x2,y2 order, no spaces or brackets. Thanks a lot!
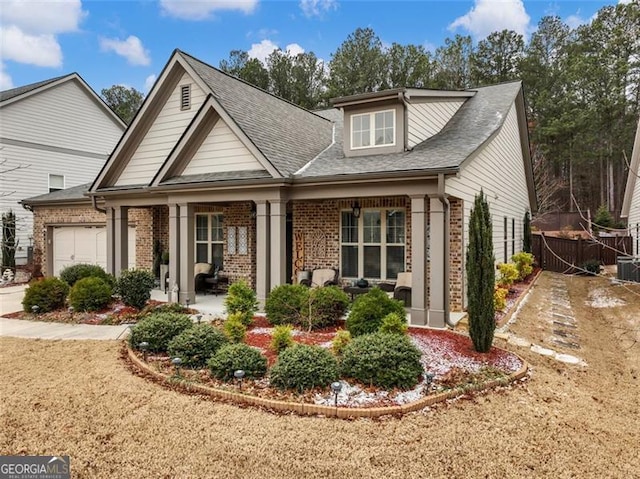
523,211,532,254
1,210,17,271
466,191,495,353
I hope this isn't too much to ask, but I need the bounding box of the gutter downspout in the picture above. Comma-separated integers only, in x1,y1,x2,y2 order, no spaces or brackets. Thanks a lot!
398,91,410,151
437,173,456,328
91,195,106,213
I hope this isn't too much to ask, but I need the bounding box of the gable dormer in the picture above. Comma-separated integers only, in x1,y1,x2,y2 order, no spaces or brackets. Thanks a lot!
332,88,474,157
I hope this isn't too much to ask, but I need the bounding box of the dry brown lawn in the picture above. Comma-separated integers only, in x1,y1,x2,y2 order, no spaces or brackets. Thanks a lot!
1,272,638,478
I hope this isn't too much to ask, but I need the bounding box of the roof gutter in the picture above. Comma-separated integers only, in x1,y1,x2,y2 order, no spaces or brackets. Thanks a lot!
92,194,106,213
437,173,455,328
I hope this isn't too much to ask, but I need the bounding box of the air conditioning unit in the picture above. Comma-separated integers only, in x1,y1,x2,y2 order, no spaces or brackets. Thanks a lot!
617,256,640,283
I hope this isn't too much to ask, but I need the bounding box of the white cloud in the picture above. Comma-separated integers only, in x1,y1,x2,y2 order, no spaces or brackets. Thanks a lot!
0,63,14,90
248,39,306,63
100,36,151,66
299,0,337,18
0,0,86,34
144,74,157,92
0,26,62,67
285,43,305,56
449,0,531,40
565,14,587,29
159,0,258,20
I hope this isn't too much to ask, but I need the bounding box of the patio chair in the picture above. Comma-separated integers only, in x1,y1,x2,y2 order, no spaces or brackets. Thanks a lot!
194,263,215,294
393,272,412,307
300,268,339,288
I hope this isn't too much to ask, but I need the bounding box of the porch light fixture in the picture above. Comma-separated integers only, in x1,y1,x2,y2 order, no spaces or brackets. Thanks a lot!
139,342,149,362
331,381,343,407
171,357,182,376
351,202,361,218
234,369,245,390
425,372,435,393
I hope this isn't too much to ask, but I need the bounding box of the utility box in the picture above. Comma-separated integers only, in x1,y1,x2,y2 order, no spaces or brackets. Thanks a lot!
617,256,640,283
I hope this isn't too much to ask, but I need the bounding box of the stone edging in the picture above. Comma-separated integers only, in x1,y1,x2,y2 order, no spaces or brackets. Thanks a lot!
496,269,543,328
126,346,529,419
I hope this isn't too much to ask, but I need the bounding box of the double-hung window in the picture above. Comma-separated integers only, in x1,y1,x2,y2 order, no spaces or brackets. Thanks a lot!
341,209,406,280
195,213,224,268
49,174,64,192
351,110,395,149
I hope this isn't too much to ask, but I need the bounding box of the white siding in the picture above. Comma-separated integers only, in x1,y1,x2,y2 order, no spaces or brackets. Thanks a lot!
407,99,466,148
115,72,206,186
628,177,640,255
182,118,262,176
0,80,123,155
446,102,531,270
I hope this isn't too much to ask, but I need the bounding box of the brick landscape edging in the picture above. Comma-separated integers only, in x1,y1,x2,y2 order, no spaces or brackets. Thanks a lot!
126,345,529,419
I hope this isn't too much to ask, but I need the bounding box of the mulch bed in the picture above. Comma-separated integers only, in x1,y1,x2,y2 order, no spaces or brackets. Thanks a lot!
494,267,541,324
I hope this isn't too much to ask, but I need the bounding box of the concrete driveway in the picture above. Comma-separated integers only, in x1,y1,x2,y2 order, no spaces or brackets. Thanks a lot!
0,284,130,340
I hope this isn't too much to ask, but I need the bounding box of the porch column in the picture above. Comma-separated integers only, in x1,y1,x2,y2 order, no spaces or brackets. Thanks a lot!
105,207,115,276
178,203,195,305
269,199,287,288
410,195,428,326
114,206,128,277
168,204,180,302
255,201,270,306
428,196,447,329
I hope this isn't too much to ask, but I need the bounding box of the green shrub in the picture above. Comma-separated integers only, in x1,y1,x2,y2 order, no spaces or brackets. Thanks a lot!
128,312,193,353
265,284,308,326
331,329,352,356
59,263,113,287
270,325,294,353
208,343,267,381
497,263,519,287
224,280,258,326
345,287,406,337
593,204,614,231
340,333,423,390
379,312,408,335
494,286,508,312
167,323,228,368
304,286,350,330
582,259,601,275
223,313,247,343
22,277,69,313
68,277,113,312
269,344,338,392
511,251,534,280
115,269,155,309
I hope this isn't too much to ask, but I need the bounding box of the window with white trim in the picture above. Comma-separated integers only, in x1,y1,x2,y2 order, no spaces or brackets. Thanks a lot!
49,174,64,193
180,84,191,110
195,213,223,268
341,208,405,280
351,110,395,149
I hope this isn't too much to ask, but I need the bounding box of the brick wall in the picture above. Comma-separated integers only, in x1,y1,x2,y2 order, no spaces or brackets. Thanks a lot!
449,198,463,311
221,202,256,288
32,204,154,275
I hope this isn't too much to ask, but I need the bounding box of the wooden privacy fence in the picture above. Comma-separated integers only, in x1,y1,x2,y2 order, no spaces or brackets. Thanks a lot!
532,233,632,273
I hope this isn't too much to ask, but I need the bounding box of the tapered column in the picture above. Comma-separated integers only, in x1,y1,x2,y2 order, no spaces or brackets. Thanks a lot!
105,207,115,276
178,203,195,305
428,196,447,329
270,199,287,288
255,201,270,306
410,196,428,326
168,204,180,303
114,206,128,277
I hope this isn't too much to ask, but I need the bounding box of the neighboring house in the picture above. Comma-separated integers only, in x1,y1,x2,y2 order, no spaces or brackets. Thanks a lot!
0,74,126,267
621,117,640,255
23,50,536,328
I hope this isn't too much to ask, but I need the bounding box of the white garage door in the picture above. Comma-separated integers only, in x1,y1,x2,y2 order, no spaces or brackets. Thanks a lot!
53,226,136,277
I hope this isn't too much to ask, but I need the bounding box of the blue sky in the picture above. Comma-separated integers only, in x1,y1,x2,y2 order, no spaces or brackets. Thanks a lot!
0,0,624,95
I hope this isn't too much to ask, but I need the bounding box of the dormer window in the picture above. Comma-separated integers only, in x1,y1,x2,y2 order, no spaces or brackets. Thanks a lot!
351,110,395,149
180,84,191,110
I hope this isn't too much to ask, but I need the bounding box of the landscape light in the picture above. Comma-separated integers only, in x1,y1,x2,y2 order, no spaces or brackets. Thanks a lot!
425,372,435,393
196,314,202,324
68,306,74,317
234,369,245,389
171,357,182,376
331,381,343,407
31,305,40,315
139,342,149,362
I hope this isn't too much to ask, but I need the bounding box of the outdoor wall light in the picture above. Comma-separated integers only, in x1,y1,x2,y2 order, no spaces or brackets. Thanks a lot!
331,381,343,407
234,369,245,389
171,357,182,376
139,342,149,362
31,305,40,315
351,202,361,219
425,372,435,393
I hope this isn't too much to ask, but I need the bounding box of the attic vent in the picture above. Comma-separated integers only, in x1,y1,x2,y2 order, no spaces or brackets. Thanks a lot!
180,84,191,110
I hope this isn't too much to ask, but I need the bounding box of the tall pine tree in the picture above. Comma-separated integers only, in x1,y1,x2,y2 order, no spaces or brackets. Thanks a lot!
466,191,495,353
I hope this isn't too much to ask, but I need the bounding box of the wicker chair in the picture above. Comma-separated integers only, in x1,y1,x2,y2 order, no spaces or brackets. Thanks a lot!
299,268,339,288
393,272,412,307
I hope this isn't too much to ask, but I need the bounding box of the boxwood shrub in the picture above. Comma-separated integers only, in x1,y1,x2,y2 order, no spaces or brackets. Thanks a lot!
208,343,267,381
68,277,113,312
340,332,423,390
304,286,350,329
59,263,113,287
167,323,228,368
345,287,406,336
269,344,338,392
223,313,247,343
264,284,308,326
224,280,258,326
128,312,193,353
379,312,408,335
22,277,69,313
115,269,155,309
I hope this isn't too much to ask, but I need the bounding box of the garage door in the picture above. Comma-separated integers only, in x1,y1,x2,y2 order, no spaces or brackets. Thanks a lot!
53,226,136,276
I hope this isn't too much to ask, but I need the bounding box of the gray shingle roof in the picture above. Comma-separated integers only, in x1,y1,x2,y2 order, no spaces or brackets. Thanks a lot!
297,82,523,179
0,74,70,103
160,169,272,186
21,183,91,205
180,51,333,177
